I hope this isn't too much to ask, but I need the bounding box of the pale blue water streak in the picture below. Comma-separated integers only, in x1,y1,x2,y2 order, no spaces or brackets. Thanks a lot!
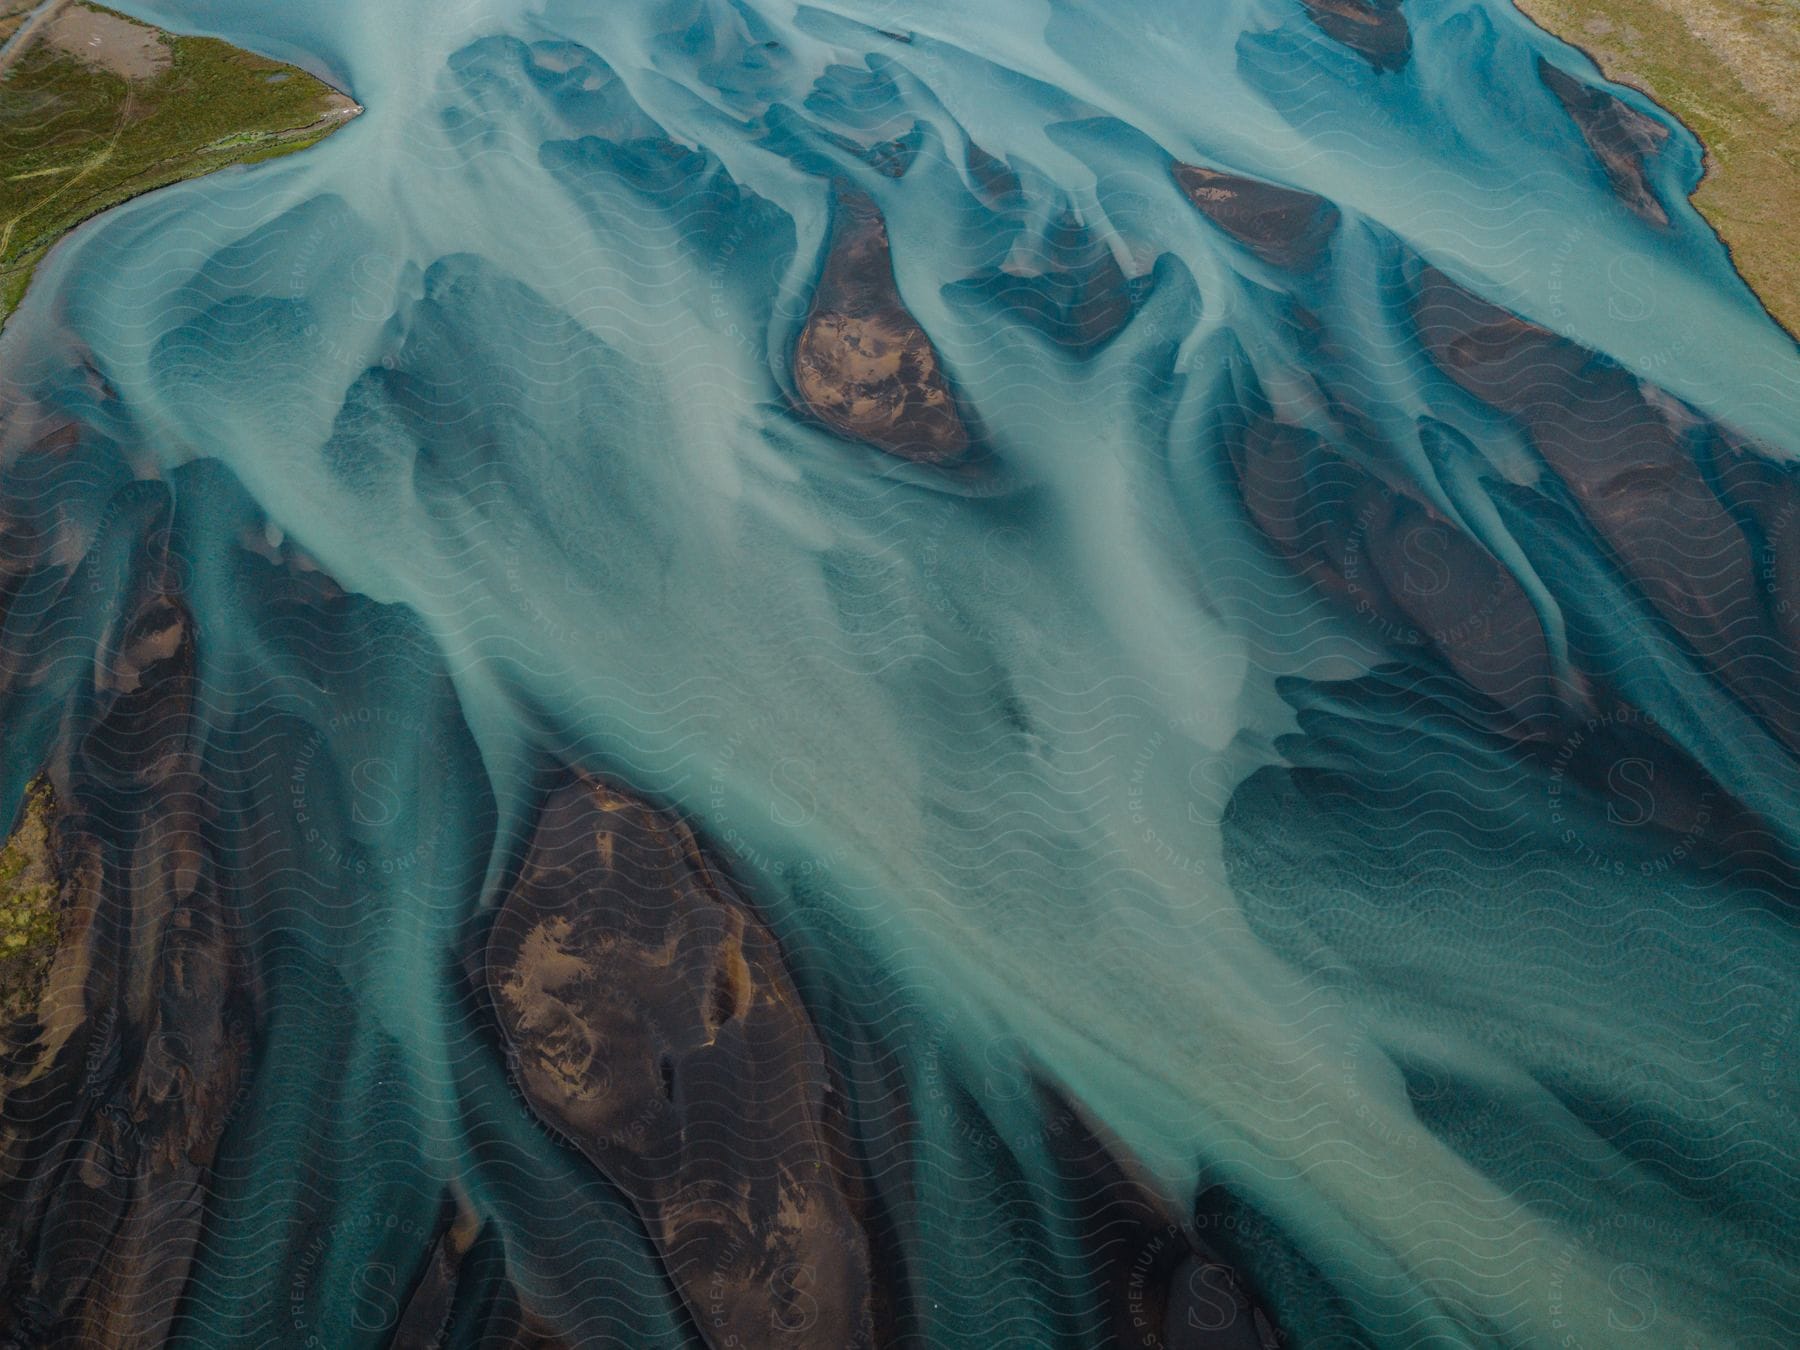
0,0,1795,1345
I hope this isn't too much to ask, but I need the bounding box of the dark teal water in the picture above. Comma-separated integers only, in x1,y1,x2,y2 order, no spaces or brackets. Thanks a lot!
1,0,1797,1345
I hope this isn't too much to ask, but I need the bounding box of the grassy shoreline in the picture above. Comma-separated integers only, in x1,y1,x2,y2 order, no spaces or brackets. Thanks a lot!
0,2,357,329
1514,0,1800,338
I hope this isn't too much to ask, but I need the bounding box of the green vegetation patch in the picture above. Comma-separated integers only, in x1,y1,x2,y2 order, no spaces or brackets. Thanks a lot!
0,777,60,1026
1515,0,1800,338
0,2,355,329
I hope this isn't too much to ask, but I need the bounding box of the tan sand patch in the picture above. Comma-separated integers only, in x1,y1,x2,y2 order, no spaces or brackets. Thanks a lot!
44,3,168,80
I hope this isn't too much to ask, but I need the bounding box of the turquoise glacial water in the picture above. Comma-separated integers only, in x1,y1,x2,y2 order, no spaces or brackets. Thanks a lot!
0,0,1796,1345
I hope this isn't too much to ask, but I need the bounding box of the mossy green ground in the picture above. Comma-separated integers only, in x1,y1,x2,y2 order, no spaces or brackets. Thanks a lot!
0,778,59,1026
1516,0,1800,337
0,3,353,328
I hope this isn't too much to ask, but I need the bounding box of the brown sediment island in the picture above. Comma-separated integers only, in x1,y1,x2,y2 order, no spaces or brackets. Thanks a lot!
0,1,359,329
794,187,970,465
484,776,881,1350
1513,0,1800,337
1172,161,1342,268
